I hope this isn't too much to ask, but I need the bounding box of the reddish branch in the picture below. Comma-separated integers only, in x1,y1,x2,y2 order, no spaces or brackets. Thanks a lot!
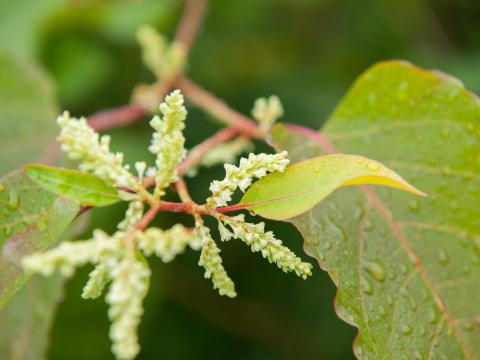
174,0,209,57
176,76,263,139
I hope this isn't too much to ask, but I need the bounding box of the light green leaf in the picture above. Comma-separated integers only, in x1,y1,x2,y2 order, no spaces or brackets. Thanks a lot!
241,154,424,221
0,54,58,176
0,170,79,308
25,164,120,207
271,61,480,359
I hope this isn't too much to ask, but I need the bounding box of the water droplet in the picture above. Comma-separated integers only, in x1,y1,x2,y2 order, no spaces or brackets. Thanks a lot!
0,183,4,192
378,305,388,318
323,241,332,250
428,307,439,324
363,260,386,281
364,219,374,231
466,123,475,132
7,190,19,210
413,351,422,359
400,324,412,335
367,161,380,171
437,248,449,264
408,200,420,212
419,326,426,336
4,227,12,237
361,277,373,295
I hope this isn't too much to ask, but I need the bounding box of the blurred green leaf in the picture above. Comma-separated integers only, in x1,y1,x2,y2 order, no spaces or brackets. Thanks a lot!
241,154,424,221
0,170,79,308
0,54,58,176
0,273,63,360
26,164,120,207
0,0,66,57
272,61,480,358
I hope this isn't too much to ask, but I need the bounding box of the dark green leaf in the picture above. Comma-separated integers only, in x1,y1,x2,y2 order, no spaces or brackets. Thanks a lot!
271,61,480,358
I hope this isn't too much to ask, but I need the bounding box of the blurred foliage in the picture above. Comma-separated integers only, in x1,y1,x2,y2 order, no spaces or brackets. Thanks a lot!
1,0,480,359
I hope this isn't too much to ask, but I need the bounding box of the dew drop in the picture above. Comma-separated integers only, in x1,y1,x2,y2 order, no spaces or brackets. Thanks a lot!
0,183,4,192
419,326,426,336
413,351,422,360
408,200,420,212
323,241,332,250
437,248,449,264
364,219,374,231
428,307,439,324
367,161,381,171
363,260,386,281
461,322,474,332
4,227,12,237
7,190,19,210
400,324,412,335
361,277,373,295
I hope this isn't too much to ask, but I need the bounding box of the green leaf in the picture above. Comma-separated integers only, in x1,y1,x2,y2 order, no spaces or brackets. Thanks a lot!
241,154,424,221
25,164,121,207
0,170,79,308
271,61,480,358
0,274,63,360
0,54,58,176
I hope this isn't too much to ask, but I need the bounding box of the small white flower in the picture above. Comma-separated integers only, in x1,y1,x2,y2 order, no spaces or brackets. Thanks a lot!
82,263,110,299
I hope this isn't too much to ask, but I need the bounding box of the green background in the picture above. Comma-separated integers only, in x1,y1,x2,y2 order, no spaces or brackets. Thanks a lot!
1,0,480,359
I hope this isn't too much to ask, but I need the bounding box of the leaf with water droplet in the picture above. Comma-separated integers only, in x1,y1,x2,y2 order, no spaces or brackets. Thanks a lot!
0,170,79,308
241,154,425,221
25,164,120,207
271,61,480,358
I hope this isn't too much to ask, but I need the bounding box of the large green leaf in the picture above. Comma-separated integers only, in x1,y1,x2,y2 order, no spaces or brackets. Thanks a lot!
241,154,424,221
26,164,120,207
0,170,79,308
271,61,480,359
0,54,58,176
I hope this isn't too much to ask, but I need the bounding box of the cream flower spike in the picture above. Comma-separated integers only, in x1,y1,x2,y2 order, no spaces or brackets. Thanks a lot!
57,112,138,190
149,89,187,198
206,151,289,208
195,216,236,298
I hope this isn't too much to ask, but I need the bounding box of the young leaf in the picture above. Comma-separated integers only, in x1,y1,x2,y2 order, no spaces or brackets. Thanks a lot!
0,170,79,308
241,154,425,220
25,164,121,207
271,61,480,358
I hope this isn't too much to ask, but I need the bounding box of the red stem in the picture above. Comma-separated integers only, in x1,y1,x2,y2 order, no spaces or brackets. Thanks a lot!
176,76,263,139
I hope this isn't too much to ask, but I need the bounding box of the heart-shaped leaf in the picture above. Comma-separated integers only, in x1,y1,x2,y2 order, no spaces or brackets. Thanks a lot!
271,61,480,358
0,170,79,308
25,164,120,207
241,154,425,221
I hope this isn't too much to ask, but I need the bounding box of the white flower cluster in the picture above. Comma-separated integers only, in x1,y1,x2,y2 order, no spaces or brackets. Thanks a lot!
252,95,284,131
106,252,150,360
218,215,313,279
22,229,121,278
23,221,151,359
137,25,185,80
118,201,144,231
136,224,200,263
195,217,236,298
149,90,187,198
57,112,139,192
206,151,289,208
